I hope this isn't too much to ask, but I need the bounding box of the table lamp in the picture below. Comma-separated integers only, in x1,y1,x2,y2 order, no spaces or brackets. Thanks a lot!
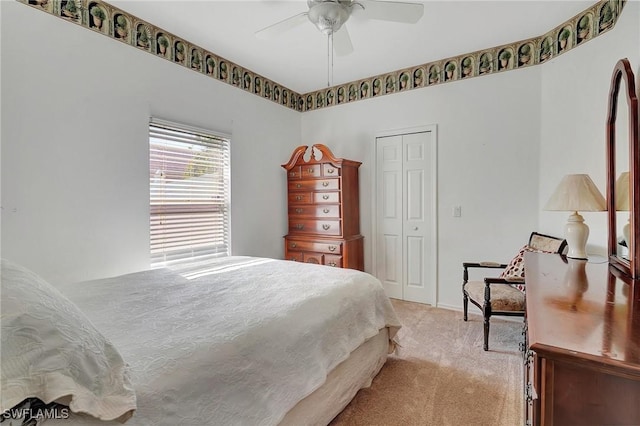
545,174,607,259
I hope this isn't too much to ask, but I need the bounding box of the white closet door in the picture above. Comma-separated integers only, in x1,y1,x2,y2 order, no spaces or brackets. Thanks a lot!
376,135,404,299
375,131,434,304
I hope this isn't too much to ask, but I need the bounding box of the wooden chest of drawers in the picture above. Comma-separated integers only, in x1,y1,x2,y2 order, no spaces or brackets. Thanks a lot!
282,144,364,271
523,253,640,426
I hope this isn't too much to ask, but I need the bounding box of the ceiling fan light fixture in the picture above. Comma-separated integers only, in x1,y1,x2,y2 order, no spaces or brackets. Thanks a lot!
307,1,351,35
256,0,421,87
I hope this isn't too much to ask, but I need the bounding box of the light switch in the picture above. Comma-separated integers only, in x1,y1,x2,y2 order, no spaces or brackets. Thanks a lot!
453,205,462,217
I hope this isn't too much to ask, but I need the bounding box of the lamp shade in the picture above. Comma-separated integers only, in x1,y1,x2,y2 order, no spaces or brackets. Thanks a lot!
544,174,606,212
615,171,630,211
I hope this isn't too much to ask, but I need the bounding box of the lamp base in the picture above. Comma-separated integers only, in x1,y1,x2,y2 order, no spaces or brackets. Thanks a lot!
565,211,589,259
623,219,630,247
564,258,588,310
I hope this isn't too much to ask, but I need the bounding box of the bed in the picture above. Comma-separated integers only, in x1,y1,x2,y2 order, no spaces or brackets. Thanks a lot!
1,256,401,425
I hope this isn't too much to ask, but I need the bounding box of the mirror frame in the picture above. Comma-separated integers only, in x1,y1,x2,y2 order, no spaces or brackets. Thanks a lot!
607,58,639,278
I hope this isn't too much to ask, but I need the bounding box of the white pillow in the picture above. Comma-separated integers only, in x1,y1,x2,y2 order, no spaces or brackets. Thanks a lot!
1,259,136,423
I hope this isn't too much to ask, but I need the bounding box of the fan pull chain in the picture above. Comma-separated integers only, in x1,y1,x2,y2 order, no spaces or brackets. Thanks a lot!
327,32,334,87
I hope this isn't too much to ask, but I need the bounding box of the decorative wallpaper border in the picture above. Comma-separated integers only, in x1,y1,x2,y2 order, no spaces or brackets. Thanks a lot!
19,0,625,113
303,0,626,111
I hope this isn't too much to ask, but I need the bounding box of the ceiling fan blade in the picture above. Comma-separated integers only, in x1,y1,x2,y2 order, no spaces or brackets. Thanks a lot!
355,0,424,24
333,26,354,56
255,12,309,40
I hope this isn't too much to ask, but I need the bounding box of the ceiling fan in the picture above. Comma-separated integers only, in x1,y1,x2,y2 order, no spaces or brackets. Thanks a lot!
255,0,424,87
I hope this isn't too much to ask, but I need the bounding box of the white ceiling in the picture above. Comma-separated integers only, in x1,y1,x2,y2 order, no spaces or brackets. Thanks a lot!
108,0,596,94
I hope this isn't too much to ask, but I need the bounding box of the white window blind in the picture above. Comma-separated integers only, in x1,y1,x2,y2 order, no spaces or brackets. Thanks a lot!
149,118,230,267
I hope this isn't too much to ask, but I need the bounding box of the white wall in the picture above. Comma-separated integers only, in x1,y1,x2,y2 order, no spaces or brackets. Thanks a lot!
0,2,300,285
2,1,638,309
301,1,640,310
539,1,640,256
301,67,543,309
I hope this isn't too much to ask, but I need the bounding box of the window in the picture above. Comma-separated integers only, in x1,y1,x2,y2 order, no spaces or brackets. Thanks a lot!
149,118,230,267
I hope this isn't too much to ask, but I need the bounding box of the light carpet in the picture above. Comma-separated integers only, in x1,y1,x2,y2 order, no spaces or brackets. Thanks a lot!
330,299,524,426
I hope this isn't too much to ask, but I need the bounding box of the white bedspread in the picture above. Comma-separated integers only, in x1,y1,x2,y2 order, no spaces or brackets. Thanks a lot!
53,257,401,425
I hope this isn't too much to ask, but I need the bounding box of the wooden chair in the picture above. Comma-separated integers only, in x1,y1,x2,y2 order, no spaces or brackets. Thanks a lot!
462,232,567,351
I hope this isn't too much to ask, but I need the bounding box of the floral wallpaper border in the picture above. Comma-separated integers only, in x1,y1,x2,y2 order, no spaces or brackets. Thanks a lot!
20,0,625,112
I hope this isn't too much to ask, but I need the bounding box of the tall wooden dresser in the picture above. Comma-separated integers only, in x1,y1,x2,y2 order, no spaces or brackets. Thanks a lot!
282,144,364,271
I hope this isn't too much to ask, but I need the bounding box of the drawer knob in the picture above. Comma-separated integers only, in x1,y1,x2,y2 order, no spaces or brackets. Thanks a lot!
296,224,304,230
296,183,302,188
323,208,330,214
329,245,336,252
295,208,303,214
327,168,335,174
322,224,331,230
290,172,297,177
308,168,315,173
291,243,297,248
322,195,329,200
327,262,337,267
295,195,303,201
322,181,329,187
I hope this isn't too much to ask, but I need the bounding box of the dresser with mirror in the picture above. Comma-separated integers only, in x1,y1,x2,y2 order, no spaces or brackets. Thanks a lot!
522,58,640,425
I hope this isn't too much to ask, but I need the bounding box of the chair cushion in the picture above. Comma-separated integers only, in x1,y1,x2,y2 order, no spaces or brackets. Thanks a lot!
465,281,525,312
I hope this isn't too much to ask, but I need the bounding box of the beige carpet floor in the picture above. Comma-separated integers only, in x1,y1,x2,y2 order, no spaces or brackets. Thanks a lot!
330,299,524,426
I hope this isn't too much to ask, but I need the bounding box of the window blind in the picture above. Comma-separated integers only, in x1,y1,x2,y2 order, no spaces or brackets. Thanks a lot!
149,118,231,267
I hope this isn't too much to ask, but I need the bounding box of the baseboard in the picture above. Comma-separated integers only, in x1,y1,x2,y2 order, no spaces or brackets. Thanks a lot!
435,303,462,312
434,303,524,323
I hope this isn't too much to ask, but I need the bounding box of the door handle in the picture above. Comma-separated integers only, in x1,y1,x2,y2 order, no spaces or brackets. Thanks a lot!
413,226,419,231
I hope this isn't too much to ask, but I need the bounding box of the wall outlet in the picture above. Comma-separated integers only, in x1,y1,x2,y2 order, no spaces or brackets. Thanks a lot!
453,205,462,217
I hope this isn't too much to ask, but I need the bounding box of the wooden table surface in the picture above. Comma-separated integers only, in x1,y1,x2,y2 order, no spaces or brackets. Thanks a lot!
524,252,640,375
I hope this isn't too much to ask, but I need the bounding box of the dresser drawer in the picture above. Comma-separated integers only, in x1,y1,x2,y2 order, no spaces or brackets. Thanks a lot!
324,255,343,268
323,164,340,177
303,253,323,265
289,220,342,236
285,250,303,262
288,205,340,218
287,166,301,179
288,192,312,204
288,179,339,192
301,164,321,178
286,238,342,254
299,253,342,267
313,192,340,204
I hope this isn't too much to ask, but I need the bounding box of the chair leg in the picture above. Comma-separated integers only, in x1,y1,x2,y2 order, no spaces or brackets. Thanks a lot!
463,292,468,321
483,314,490,351
462,266,469,322
483,280,491,351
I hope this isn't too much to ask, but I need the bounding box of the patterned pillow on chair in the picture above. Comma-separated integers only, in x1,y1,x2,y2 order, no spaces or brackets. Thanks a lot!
500,246,529,279
500,245,552,292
